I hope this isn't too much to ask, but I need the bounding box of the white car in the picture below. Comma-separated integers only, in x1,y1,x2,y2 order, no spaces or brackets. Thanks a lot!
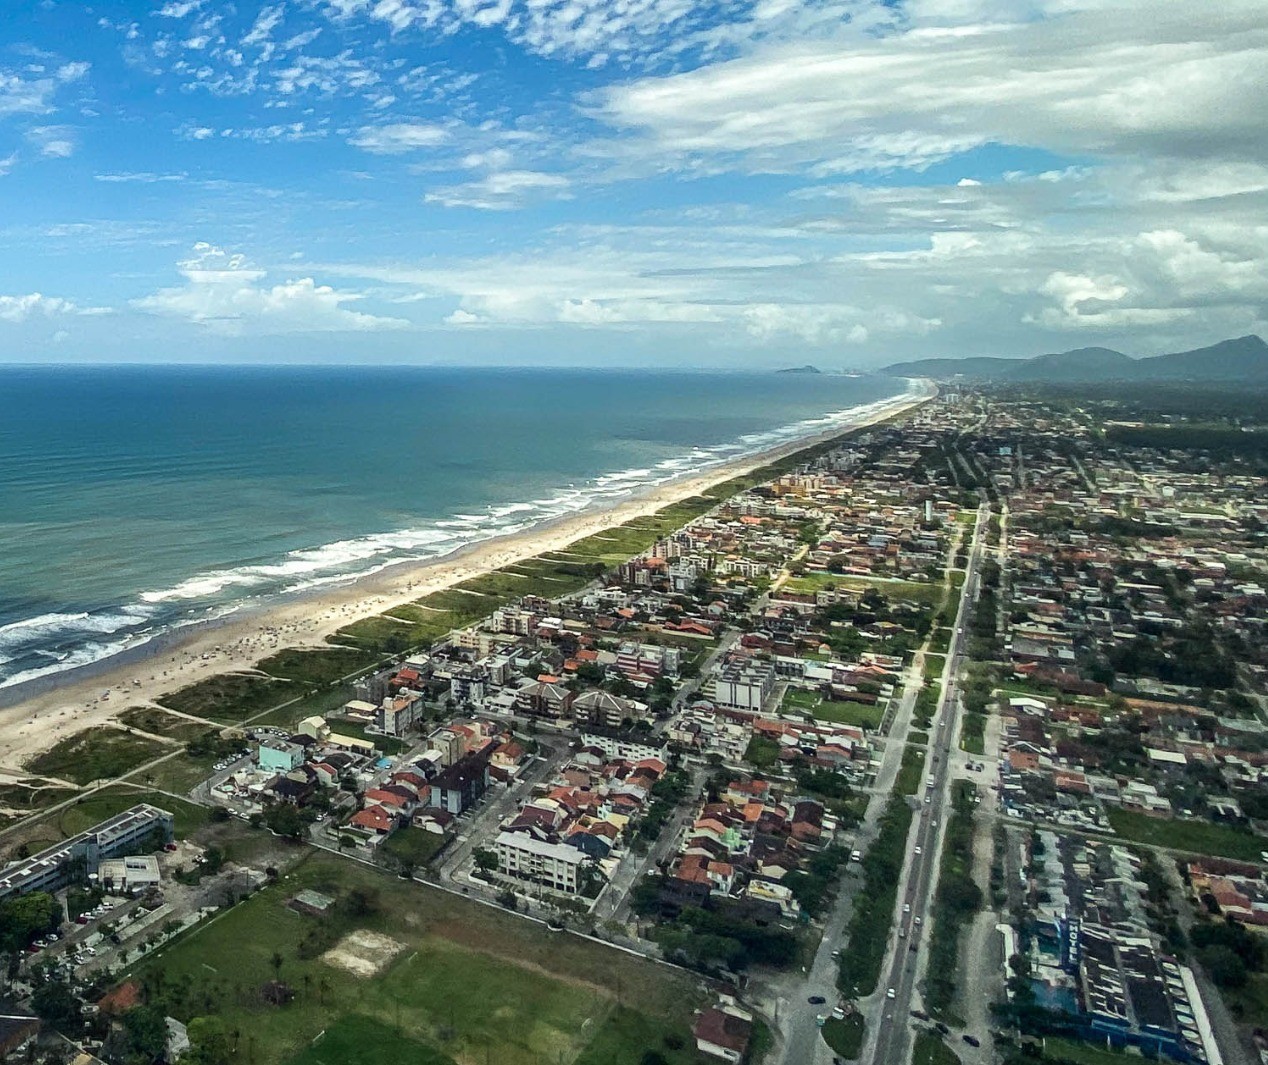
886,988,896,1000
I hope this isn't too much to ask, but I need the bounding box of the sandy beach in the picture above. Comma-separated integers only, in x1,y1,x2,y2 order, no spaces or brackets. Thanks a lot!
0,384,930,771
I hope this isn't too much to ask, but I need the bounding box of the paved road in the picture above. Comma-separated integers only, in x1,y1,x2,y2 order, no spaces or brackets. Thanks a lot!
435,740,566,886
596,764,707,925
771,645,931,1065
770,532,971,1065
868,503,989,1065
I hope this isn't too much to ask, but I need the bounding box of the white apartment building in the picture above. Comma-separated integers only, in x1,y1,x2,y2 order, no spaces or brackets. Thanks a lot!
494,830,585,894
713,660,776,713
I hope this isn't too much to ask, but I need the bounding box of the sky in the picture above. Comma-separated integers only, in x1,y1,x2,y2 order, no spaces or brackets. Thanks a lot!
0,0,1266,368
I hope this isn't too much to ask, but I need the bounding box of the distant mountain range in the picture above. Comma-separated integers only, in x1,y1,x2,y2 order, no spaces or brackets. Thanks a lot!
882,335,1268,384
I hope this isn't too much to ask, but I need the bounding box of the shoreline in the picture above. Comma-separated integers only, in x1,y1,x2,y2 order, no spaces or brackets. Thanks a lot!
0,381,932,769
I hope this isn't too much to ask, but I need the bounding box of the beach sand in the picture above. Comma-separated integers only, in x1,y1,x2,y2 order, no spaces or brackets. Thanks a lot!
0,386,929,770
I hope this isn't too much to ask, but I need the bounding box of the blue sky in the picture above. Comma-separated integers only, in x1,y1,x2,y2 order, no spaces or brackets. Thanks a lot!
1,0,1265,367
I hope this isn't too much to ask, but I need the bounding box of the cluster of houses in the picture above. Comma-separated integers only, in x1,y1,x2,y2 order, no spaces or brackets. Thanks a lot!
490,735,671,898
345,718,528,847
657,776,833,924
1185,858,1268,927
944,398,1268,845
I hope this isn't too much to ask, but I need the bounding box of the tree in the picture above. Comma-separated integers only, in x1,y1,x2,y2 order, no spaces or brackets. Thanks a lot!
32,979,80,1031
269,951,284,981
121,1004,170,1063
472,848,499,876
0,892,62,953
1198,945,1248,988
186,1017,233,1065
341,888,380,918
262,804,309,839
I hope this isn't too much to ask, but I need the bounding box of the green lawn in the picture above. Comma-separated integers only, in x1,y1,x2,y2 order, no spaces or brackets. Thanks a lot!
379,828,448,869
573,1005,705,1065
1039,1036,1141,1064
285,1016,455,1065
26,727,173,786
0,782,77,811
257,647,382,688
1224,971,1268,1028
821,1015,864,1059
1106,807,1265,861
913,1033,960,1065
118,706,215,742
896,745,927,796
816,700,886,730
57,786,210,839
131,849,703,1065
326,721,407,756
783,688,885,729
745,735,781,769
161,672,298,723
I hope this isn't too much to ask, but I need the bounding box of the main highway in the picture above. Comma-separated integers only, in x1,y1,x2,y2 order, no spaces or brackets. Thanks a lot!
770,506,988,1065
867,502,990,1065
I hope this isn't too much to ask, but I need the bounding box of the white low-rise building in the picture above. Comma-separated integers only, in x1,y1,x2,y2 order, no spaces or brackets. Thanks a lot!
494,830,585,894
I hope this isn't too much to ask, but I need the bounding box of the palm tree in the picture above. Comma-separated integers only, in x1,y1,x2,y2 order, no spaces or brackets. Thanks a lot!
269,950,283,981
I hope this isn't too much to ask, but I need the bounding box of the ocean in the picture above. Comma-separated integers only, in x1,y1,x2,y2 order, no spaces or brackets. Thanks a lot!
0,365,908,691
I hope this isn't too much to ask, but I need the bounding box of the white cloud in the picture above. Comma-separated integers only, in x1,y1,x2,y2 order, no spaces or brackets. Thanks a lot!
26,126,76,158
0,58,88,117
328,235,942,347
0,293,104,323
156,1,203,17
425,170,571,210
242,4,285,49
133,244,410,334
95,171,188,183
349,122,450,153
591,1,1268,175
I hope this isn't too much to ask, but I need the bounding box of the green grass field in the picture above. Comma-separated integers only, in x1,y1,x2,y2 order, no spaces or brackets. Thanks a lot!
118,706,216,742
1106,807,1265,861
1225,971,1268,1028
379,828,448,869
257,647,382,688
744,734,781,770
285,1016,455,1065
573,1005,706,1065
26,727,173,785
783,688,886,729
912,1033,960,1065
57,786,210,839
896,745,927,796
161,672,299,723
821,1014,864,1059
1038,1036,1140,1064
131,849,704,1065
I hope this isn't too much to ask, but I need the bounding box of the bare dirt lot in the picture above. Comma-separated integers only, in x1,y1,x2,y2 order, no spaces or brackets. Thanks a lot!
321,929,407,978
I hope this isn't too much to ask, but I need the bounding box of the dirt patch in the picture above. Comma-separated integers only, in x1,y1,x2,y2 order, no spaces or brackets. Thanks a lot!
321,929,406,978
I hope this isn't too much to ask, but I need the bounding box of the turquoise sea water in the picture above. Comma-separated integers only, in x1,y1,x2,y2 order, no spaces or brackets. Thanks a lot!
0,365,907,689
